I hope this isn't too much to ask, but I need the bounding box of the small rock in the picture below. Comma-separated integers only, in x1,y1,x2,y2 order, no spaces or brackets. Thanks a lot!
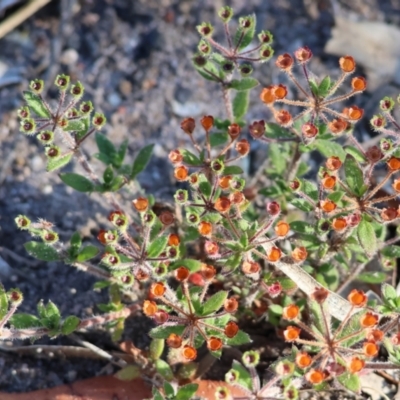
30,155,43,172
60,49,79,66
107,92,122,108
171,100,208,117
0,256,12,278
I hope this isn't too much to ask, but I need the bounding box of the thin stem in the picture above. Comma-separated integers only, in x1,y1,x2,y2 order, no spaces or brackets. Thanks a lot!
326,72,348,98
288,70,311,99
224,22,232,50
222,86,234,122
364,171,394,201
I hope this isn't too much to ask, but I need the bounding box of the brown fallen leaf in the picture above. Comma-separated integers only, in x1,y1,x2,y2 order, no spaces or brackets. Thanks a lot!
0,375,248,400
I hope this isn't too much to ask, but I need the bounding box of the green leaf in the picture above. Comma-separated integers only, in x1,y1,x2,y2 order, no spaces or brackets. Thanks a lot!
356,271,387,284
193,59,220,82
292,198,314,212
149,338,164,361
70,232,82,248
164,381,175,398
150,325,185,339
327,190,345,203
381,283,397,302
147,236,168,258
314,139,346,161
60,173,94,192
61,315,80,335
229,360,252,391
202,291,228,316
23,91,51,118
229,77,259,91
233,90,249,121
265,123,293,139
357,216,377,257
176,383,199,400
131,144,154,179
223,165,243,175
309,300,329,335
345,146,367,162
65,119,85,132
0,284,8,321
155,359,174,381
268,304,283,315
226,330,251,346
210,132,229,147
103,165,114,184
318,76,332,98
199,180,212,197
93,280,111,290
9,313,42,329
24,242,60,261
180,148,202,166
337,372,361,394
115,365,141,381
381,245,400,258
77,245,99,262
290,221,315,234
170,259,202,272
40,301,61,330
47,153,73,172
344,155,367,196
96,133,116,160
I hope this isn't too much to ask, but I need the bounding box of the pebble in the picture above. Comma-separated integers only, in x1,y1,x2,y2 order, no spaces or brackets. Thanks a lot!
30,155,43,172
60,49,79,66
107,92,122,108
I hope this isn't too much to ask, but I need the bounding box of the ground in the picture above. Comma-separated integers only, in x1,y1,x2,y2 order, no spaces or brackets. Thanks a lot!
0,0,399,397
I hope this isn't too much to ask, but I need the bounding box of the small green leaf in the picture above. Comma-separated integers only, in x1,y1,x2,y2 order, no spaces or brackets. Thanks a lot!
210,132,229,147
96,133,116,159
150,325,185,339
170,259,202,272
24,242,60,261
229,77,259,91
193,58,220,82
61,315,80,335
357,216,377,257
381,245,400,258
180,148,202,166
23,91,51,118
131,144,154,179
356,271,387,284
77,245,99,262
327,190,345,203
229,360,252,391
176,383,199,400
93,280,111,290
289,221,315,234
0,284,8,321
40,301,61,330
70,232,82,248
149,338,164,361
223,165,243,175
47,153,73,172
292,198,314,212
382,283,397,302
202,291,228,316
65,119,85,131
226,330,251,345
337,372,361,394
234,14,256,51
103,165,114,184
233,90,249,121
9,313,42,329
318,76,332,97
344,155,367,196
147,236,168,258
314,139,346,161
264,123,293,139
199,180,212,197
345,146,367,162
60,173,94,192
155,359,174,381
115,365,141,381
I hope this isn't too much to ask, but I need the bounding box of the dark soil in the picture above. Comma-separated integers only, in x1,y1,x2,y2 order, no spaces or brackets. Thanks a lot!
0,0,399,397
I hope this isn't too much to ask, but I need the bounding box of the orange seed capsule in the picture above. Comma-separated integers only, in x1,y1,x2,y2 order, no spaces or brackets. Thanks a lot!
275,221,290,237
344,106,364,121
207,337,223,351
235,139,250,156
166,333,182,348
169,149,183,164
275,53,294,70
224,297,239,313
392,179,400,192
387,157,400,171
311,287,329,304
273,84,287,99
363,341,379,357
320,200,337,213
291,246,307,262
282,304,299,320
168,233,180,246
296,352,312,369
348,289,367,307
175,267,190,281
306,369,325,385
326,156,342,171
182,345,197,361
143,300,158,316
181,117,196,134
219,175,232,189
214,197,231,213
351,76,367,92
150,282,166,297
224,321,239,338
348,357,365,373
159,211,174,225
275,110,292,126
283,326,301,342
267,247,282,262
201,264,216,280
360,312,379,327
260,86,275,104
198,221,212,236
242,261,260,275
332,217,347,231
367,329,384,342
328,118,348,135
200,115,214,131
339,55,356,73
174,165,189,181
321,174,337,189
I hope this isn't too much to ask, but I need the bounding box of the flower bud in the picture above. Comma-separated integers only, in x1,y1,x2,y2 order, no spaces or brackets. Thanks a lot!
242,350,260,367
326,156,342,171
15,215,31,230
70,81,84,98
218,6,233,22
181,117,196,134
200,115,214,131
166,333,182,348
197,22,213,37
55,74,70,90
351,76,367,92
339,56,356,73
80,101,94,115
92,113,107,130
266,201,280,216
276,53,294,70
328,118,348,135
294,46,312,63
380,96,395,112
30,79,44,94
302,122,318,139
274,110,292,126
159,211,174,226
17,106,30,119
168,149,183,164
174,189,188,204
239,63,253,76
20,118,36,134
370,114,386,130
214,197,231,213
211,159,225,175
45,145,61,158
198,39,211,55
132,197,149,212
235,139,250,156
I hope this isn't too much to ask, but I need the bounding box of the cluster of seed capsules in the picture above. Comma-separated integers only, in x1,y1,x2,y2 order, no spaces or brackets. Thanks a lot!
281,288,384,385
258,49,366,141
